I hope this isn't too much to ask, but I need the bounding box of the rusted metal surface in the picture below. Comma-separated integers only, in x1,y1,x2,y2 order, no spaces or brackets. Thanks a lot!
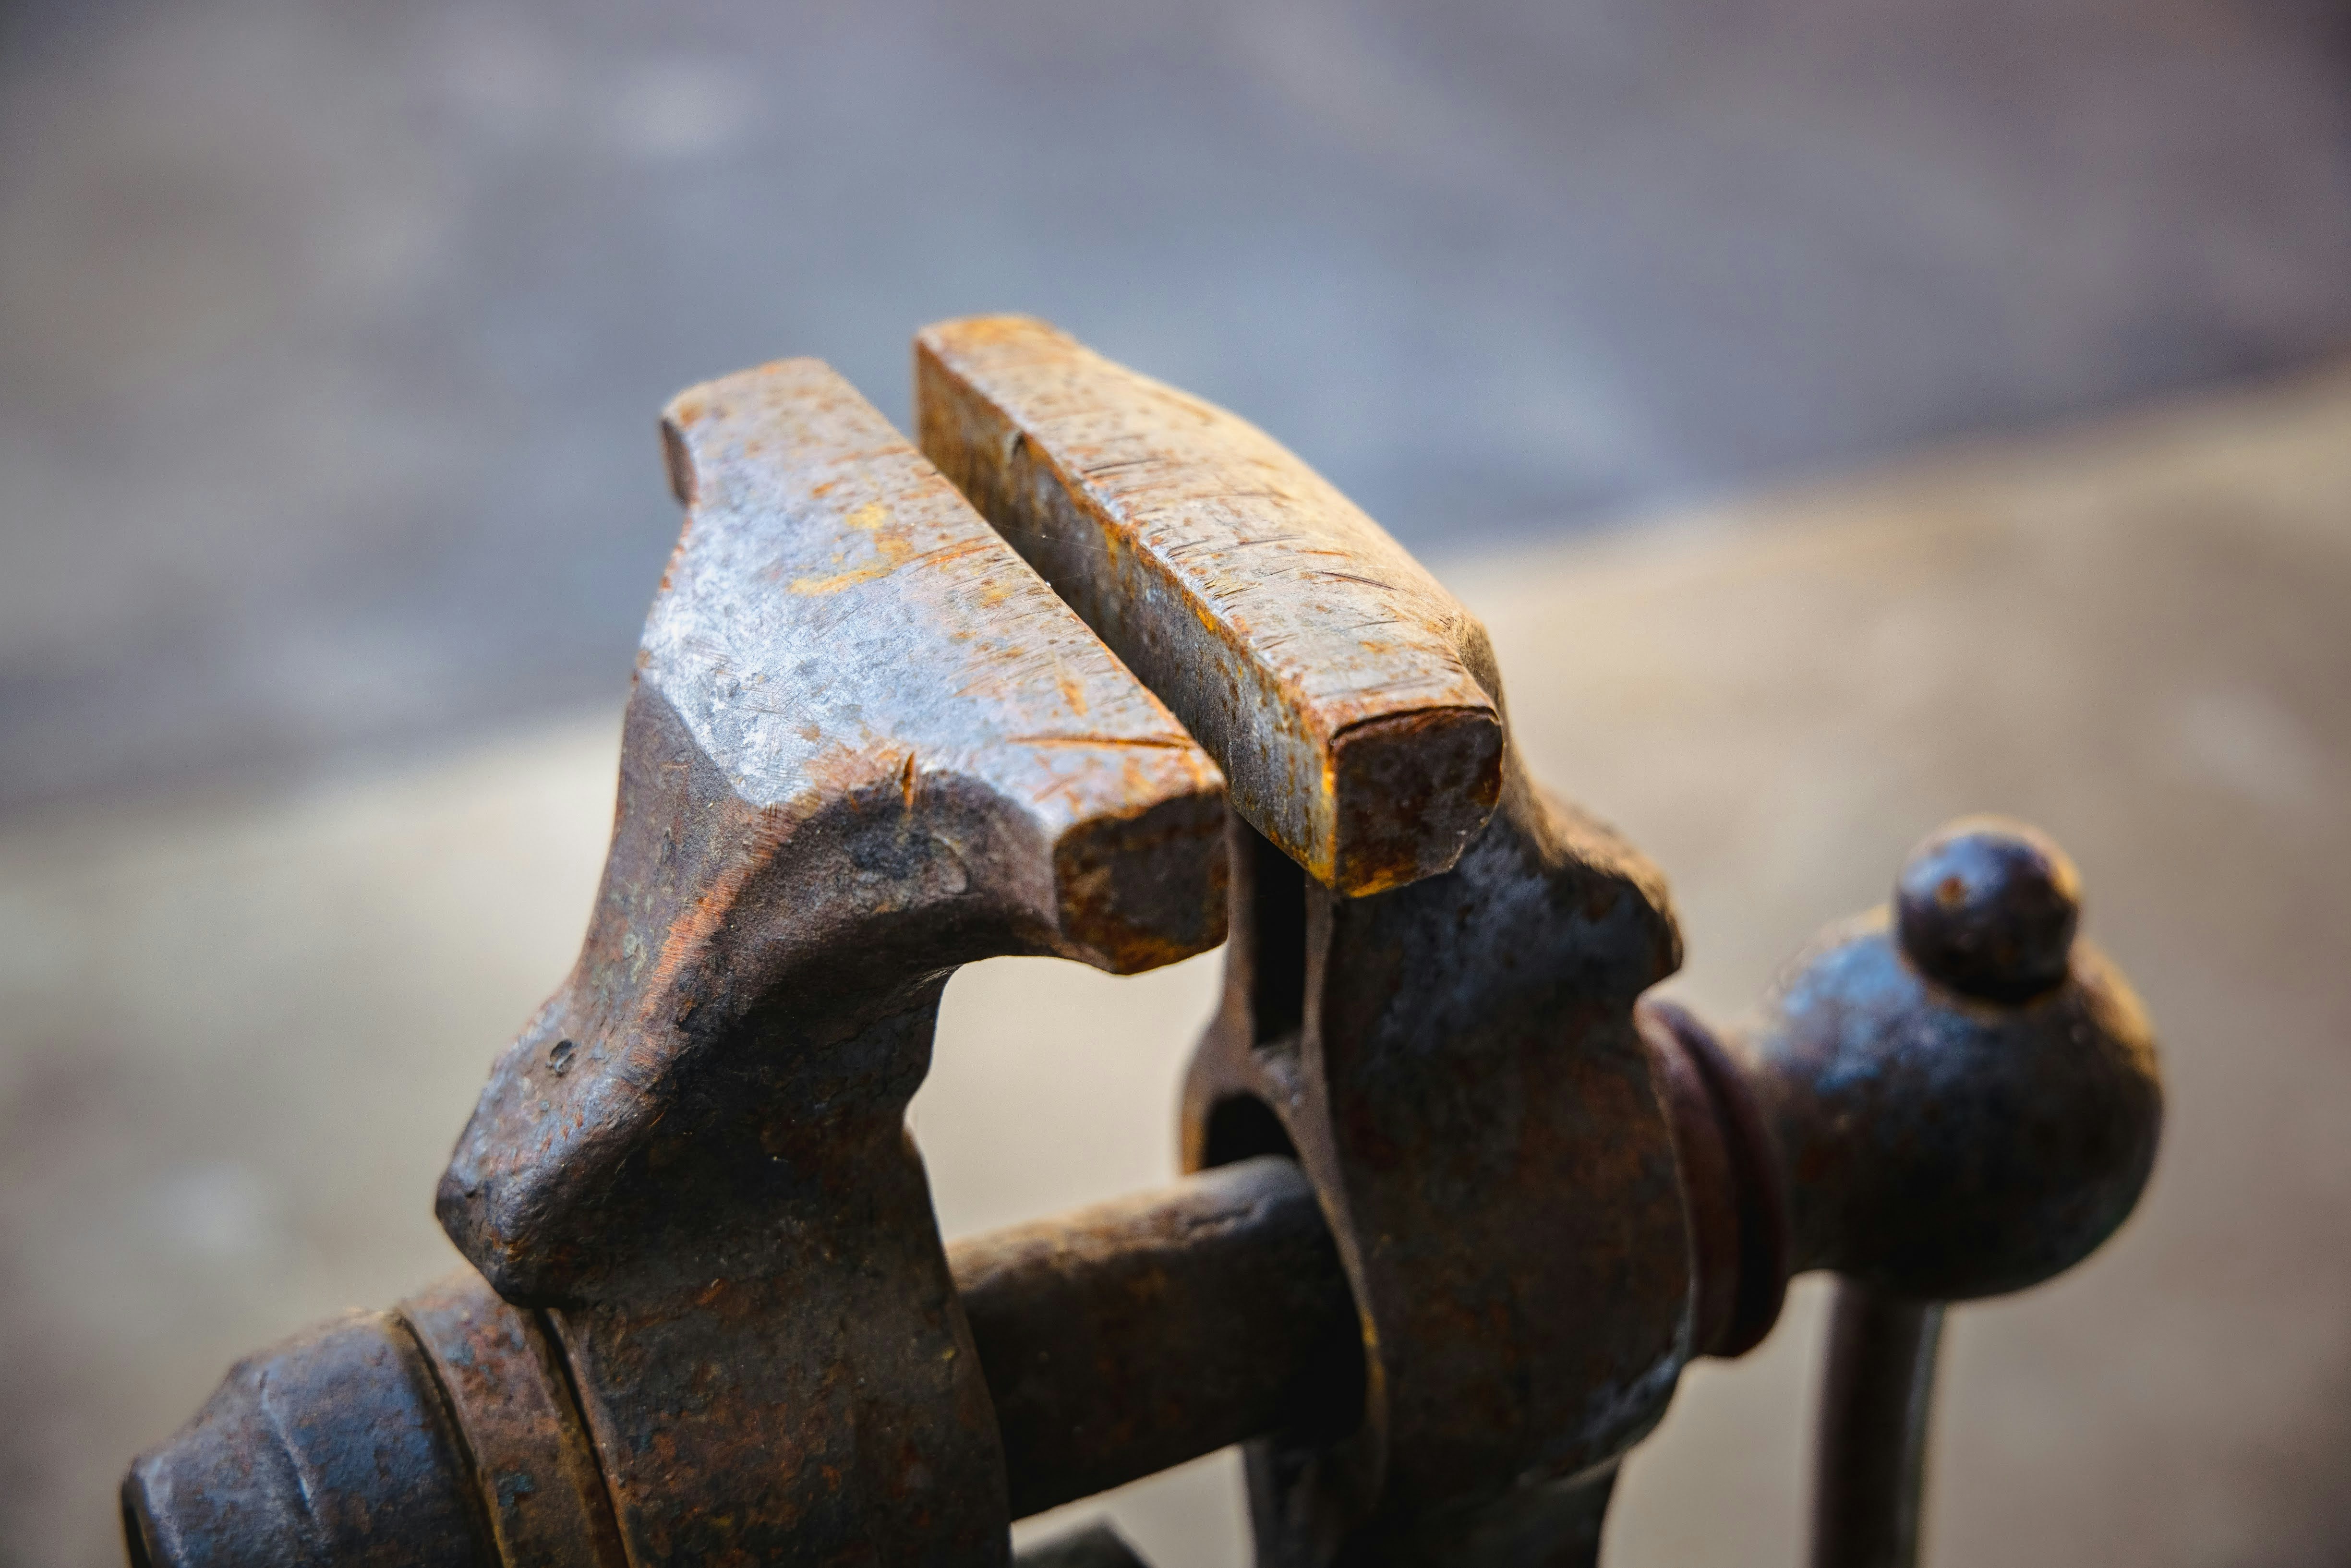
124,331,2165,1568
1183,781,1685,1568
916,315,1503,898
122,1311,488,1568
921,317,1690,1568
121,1162,1346,1568
398,1274,627,1568
954,1155,1361,1520
434,357,1227,1567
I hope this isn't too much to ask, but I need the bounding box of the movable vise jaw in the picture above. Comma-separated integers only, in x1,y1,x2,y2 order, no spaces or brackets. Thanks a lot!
123,320,2160,1568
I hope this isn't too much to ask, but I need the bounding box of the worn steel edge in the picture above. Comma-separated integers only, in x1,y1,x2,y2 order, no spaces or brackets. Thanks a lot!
917,314,1504,897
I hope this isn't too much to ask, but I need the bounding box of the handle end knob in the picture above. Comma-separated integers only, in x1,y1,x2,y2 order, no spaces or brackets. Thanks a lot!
1895,817,2080,1002
1756,818,2160,1301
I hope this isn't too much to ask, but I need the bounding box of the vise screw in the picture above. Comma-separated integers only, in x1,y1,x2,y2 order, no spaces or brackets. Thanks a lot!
123,318,2160,1568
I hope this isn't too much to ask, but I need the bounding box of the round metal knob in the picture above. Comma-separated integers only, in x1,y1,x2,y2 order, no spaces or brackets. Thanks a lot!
1751,817,2162,1301
1894,818,2079,1002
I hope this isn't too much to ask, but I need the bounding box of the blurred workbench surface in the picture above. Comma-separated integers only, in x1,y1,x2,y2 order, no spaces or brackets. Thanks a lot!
3,364,2347,1567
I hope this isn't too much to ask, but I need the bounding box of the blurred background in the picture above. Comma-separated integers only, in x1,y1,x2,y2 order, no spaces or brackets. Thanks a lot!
3,1,2349,1565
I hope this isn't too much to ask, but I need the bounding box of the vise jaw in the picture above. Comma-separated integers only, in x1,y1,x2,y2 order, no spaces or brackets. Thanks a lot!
122,323,2160,1568
919,317,1684,1565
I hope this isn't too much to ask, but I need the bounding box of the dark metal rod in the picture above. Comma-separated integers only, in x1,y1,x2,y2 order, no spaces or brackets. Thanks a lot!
951,1154,1365,1519
1811,1278,1945,1568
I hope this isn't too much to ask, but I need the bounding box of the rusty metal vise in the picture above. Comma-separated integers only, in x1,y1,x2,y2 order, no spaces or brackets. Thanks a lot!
121,319,2162,1568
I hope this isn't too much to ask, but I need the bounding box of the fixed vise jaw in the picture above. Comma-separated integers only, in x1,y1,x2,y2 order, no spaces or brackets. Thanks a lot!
432,360,1231,1568
127,358,1231,1568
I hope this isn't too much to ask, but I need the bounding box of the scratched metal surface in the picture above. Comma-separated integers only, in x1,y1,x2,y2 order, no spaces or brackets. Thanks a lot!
648,359,1223,867
446,357,1226,1285
918,316,1502,894
425,360,1230,1568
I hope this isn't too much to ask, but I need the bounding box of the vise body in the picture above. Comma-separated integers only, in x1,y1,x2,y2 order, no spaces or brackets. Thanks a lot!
123,320,2160,1568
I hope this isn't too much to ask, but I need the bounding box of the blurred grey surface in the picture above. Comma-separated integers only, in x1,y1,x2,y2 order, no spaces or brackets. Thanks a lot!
4,367,2347,1566
4,0,2351,811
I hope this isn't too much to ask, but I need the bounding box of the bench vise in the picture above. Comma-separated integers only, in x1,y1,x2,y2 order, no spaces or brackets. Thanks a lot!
122,319,2160,1568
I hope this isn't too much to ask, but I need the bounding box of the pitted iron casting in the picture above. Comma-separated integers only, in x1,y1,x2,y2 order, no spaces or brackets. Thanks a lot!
122,319,2162,1568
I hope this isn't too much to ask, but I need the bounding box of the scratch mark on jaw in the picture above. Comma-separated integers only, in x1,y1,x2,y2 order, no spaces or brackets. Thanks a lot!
1053,654,1091,717
1009,733,1199,749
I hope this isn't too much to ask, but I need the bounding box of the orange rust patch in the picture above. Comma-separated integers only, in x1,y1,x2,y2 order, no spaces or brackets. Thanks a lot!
789,501,916,595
